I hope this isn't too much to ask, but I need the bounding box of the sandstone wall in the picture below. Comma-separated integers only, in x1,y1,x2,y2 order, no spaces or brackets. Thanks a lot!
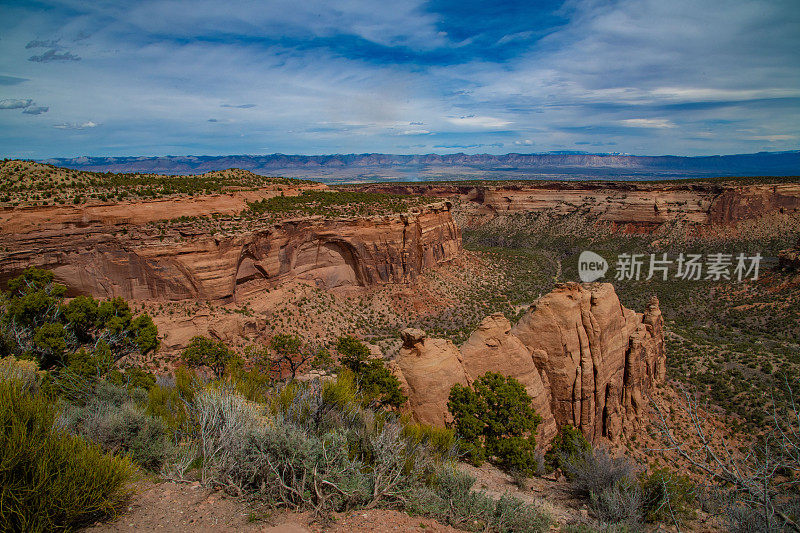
352,182,800,232
0,201,461,301
393,282,665,445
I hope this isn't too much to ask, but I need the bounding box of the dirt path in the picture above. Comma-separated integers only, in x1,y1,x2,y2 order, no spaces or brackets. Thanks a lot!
87,481,461,533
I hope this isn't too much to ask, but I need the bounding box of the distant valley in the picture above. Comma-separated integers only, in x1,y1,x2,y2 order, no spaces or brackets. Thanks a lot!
41,150,800,183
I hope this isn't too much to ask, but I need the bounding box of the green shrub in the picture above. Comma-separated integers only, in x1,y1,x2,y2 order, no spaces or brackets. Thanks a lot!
407,467,496,530
402,420,457,459
448,372,541,474
182,336,241,378
108,365,157,391
0,356,39,388
64,399,172,470
0,268,158,368
561,446,638,498
494,493,554,533
193,380,444,514
145,367,200,431
640,467,695,523
0,377,136,532
322,370,359,409
545,424,591,472
227,367,272,403
589,478,644,526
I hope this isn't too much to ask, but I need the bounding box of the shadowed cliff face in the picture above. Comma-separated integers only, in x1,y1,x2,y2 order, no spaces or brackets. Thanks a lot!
0,200,461,301
352,182,800,232
394,283,665,446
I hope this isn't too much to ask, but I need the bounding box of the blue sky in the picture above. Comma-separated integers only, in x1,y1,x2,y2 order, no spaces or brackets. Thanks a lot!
0,0,798,158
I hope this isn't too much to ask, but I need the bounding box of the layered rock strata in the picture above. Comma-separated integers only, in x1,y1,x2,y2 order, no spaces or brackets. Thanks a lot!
0,200,461,301
353,182,800,232
394,282,665,445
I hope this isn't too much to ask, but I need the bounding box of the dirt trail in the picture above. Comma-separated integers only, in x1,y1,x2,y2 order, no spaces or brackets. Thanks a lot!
87,481,461,533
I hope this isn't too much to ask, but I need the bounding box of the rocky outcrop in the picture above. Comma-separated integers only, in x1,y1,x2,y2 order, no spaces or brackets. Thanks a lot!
459,313,557,443
354,182,800,233
511,284,664,442
393,283,665,445
396,328,469,427
0,200,461,301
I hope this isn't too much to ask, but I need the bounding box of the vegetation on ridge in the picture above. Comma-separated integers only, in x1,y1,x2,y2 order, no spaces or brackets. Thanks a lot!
0,159,310,207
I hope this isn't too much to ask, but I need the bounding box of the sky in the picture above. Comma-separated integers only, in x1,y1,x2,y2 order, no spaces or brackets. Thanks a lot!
0,0,798,158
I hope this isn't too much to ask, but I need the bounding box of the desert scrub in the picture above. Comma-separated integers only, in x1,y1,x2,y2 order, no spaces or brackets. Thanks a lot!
0,373,136,532
407,466,553,532
61,394,173,470
639,467,695,524
336,335,406,409
246,189,436,218
561,444,647,528
186,379,440,514
544,424,591,472
401,419,457,459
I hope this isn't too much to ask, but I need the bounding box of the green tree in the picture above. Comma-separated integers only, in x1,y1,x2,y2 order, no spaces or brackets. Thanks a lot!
336,335,406,409
448,372,541,474
0,268,159,367
336,335,372,373
269,334,311,380
181,336,239,379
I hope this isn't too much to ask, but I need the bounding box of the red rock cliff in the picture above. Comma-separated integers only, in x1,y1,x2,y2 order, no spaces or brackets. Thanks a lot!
0,200,461,301
394,283,665,445
352,182,800,232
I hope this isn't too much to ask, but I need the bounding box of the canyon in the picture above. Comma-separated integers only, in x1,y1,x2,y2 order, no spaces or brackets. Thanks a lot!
2,164,796,447
0,191,461,301
352,180,800,231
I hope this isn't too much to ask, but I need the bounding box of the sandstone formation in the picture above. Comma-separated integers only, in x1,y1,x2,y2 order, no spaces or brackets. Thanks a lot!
0,200,461,301
459,313,557,443
393,283,665,445
395,328,468,427
353,182,800,232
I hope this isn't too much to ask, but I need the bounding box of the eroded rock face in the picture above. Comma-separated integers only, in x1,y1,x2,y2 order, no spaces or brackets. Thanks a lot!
0,201,461,301
353,182,800,233
460,313,557,443
395,328,468,427
393,283,665,445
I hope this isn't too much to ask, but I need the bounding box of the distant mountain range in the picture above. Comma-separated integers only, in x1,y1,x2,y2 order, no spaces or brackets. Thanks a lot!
40,151,800,183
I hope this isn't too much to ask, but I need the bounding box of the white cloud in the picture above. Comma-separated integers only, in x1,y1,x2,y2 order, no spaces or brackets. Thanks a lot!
651,87,800,102
747,134,797,142
514,139,535,146
53,121,99,130
620,118,677,129
22,106,49,115
0,99,33,109
446,116,512,128
0,0,798,157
